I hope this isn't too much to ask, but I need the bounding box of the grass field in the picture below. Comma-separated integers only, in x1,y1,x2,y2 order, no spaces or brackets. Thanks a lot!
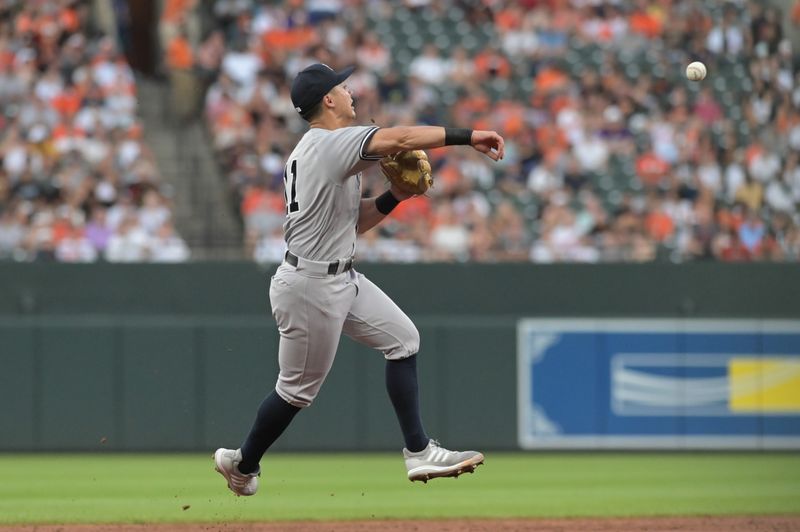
0,453,799,524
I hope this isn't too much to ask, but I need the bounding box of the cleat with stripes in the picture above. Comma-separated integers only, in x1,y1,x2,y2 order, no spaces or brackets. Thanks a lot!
213,448,260,496
404,439,484,482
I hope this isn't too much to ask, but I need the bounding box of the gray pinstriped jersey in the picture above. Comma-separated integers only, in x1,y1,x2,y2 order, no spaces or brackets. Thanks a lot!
282,125,382,262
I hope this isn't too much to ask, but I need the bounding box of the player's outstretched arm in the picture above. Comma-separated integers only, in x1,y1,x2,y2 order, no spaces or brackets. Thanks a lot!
358,126,504,234
365,126,505,161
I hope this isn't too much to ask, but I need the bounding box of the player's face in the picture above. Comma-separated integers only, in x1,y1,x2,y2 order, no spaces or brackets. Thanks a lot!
332,83,356,120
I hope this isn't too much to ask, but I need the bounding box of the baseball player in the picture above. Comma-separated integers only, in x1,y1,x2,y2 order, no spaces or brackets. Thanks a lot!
214,63,505,496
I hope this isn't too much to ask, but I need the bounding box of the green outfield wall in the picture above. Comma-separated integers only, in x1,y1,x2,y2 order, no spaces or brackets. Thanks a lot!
0,262,798,452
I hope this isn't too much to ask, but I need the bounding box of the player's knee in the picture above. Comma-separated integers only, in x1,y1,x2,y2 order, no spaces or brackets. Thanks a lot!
275,383,314,408
386,325,420,359
406,326,420,355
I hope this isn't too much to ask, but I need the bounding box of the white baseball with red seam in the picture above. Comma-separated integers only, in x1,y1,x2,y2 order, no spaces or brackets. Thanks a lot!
686,61,707,81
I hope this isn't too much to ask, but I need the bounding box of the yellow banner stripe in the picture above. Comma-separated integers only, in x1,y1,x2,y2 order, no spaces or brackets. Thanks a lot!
729,358,800,413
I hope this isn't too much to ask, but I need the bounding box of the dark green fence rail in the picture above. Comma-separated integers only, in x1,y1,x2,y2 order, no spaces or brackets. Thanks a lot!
2,262,799,318
0,263,797,451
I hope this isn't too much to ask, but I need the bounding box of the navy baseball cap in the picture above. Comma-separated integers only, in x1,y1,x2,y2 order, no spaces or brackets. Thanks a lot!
290,63,355,116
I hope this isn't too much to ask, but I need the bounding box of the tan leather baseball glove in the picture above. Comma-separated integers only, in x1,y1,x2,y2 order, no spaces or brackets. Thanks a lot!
379,150,433,196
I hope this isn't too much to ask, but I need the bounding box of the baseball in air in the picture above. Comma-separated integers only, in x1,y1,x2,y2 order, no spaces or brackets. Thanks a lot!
686,61,707,81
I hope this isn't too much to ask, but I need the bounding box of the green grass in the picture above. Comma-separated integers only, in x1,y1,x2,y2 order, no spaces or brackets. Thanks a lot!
0,453,798,524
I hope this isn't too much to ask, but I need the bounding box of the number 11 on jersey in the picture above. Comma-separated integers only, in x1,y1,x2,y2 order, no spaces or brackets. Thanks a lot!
283,159,299,213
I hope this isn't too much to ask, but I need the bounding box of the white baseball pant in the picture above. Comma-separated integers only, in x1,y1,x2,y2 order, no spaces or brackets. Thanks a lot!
269,260,420,408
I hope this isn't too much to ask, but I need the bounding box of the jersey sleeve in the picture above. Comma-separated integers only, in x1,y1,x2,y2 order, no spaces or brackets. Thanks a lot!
316,125,382,181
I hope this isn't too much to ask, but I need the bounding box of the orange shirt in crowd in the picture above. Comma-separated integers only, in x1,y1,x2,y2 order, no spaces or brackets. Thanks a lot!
457,93,491,116
436,164,462,191
492,100,525,136
629,10,662,38
473,50,511,79
59,8,80,33
391,195,432,224
162,0,195,23
549,94,573,116
645,210,674,241
636,152,669,186
216,105,253,132
534,123,568,156
744,142,764,167
51,88,82,117
535,66,569,94
0,48,15,69
495,8,522,31
15,9,76,38
52,123,86,139
241,187,284,217
51,217,72,244
262,27,317,51
167,36,194,70
472,117,491,131
15,12,37,35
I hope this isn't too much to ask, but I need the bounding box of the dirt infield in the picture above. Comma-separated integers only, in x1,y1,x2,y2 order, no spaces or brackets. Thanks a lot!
3,516,800,532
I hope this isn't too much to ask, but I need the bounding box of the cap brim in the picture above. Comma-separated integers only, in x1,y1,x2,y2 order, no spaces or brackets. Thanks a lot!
334,66,355,85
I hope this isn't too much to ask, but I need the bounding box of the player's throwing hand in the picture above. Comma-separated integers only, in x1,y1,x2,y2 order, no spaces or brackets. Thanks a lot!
470,130,505,161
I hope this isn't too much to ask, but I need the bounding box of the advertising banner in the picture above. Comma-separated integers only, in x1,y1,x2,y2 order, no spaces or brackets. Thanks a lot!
517,320,800,449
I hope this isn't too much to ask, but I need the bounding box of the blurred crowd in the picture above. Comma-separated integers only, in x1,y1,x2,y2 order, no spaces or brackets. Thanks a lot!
0,0,189,263
3,0,799,264
164,0,799,263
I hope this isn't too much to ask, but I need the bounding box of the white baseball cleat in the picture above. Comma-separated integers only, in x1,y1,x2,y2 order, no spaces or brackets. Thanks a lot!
213,448,260,496
403,439,484,483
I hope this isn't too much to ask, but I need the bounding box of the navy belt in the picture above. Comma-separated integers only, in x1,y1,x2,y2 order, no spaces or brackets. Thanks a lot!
285,251,353,275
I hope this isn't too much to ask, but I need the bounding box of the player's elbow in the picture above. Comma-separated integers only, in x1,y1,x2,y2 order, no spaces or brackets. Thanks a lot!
393,128,416,151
